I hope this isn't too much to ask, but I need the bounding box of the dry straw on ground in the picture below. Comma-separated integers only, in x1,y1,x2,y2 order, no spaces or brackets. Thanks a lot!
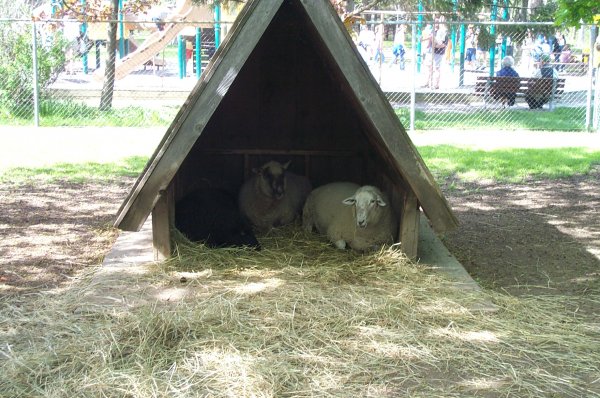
1,226,599,397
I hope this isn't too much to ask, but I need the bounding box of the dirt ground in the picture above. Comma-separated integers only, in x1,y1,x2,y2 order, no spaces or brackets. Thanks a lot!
0,180,132,292
1,171,599,301
0,128,599,302
441,171,600,298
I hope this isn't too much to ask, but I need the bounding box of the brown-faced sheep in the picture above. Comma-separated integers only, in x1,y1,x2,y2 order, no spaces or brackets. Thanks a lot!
239,160,312,232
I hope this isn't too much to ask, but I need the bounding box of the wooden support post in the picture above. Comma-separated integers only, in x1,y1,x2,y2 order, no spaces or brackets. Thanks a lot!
152,186,174,261
399,190,420,260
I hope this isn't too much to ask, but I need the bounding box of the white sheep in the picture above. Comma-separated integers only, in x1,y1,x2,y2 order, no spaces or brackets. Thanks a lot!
302,182,397,251
239,160,312,232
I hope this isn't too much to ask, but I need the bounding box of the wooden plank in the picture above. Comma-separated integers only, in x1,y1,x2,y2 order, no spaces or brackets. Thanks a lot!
151,187,174,261
197,149,358,156
399,190,420,260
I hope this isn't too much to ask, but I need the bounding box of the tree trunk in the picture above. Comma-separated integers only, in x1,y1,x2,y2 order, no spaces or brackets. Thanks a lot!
346,0,354,13
99,0,119,111
517,0,528,21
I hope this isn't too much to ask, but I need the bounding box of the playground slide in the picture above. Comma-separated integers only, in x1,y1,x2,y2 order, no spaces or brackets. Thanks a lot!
108,1,211,80
127,37,139,52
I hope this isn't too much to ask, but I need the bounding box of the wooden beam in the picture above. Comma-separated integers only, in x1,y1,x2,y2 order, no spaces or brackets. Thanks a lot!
399,190,420,260
152,187,174,261
197,149,358,156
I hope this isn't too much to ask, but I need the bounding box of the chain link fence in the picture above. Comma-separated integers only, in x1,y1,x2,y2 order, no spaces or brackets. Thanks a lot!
1,16,599,131
358,16,598,132
0,17,231,128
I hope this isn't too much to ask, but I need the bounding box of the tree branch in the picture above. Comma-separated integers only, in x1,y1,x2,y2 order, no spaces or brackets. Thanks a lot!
344,0,380,19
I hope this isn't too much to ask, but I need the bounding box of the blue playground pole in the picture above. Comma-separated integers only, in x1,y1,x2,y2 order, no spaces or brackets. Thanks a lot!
195,27,202,78
81,0,88,74
450,0,457,72
459,24,466,86
51,0,59,16
501,0,509,59
416,0,423,73
214,2,221,50
118,0,125,58
489,0,498,77
178,35,186,79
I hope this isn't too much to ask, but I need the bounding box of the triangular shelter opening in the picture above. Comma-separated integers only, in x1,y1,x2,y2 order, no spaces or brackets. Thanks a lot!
115,0,458,259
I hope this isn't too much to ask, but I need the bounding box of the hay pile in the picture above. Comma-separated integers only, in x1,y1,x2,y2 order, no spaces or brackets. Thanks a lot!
1,226,599,397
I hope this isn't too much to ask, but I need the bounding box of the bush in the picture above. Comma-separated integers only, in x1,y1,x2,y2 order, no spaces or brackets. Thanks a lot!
0,23,67,117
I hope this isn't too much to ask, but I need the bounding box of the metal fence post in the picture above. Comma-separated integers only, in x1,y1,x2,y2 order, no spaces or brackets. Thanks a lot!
32,20,40,127
594,75,599,132
593,28,599,132
585,25,594,131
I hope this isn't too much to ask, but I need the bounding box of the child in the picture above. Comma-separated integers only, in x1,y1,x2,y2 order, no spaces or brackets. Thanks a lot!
559,44,572,72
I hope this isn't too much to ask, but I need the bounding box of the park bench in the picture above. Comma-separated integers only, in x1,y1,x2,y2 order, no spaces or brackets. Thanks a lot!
549,62,587,75
143,56,167,71
474,76,565,110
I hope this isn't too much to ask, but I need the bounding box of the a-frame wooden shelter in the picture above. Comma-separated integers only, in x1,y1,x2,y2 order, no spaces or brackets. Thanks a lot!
114,0,458,260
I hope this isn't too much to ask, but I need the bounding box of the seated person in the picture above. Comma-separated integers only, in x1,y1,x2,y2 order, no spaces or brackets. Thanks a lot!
495,56,519,106
525,54,559,109
559,44,572,71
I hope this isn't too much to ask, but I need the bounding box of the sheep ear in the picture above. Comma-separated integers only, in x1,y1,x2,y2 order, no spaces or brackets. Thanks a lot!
376,197,387,207
282,160,291,170
342,197,356,206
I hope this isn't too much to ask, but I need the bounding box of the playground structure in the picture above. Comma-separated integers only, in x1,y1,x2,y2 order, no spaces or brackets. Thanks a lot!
109,0,215,80
33,0,233,80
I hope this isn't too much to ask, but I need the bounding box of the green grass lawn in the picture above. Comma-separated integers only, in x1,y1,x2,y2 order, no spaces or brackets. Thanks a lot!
418,145,600,183
396,107,587,131
0,156,148,184
0,99,177,127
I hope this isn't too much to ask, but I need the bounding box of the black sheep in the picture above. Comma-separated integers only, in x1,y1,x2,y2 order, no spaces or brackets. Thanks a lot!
175,188,260,249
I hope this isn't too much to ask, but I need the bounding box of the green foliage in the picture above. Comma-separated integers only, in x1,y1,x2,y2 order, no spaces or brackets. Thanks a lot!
0,24,67,117
555,0,600,28
474,26,495,51
418,145,600,182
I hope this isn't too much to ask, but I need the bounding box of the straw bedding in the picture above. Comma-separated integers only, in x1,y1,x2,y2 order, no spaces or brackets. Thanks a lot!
1,225,599,397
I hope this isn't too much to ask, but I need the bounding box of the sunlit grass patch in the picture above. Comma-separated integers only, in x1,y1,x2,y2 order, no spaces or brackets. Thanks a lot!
418,145,600,183
396,107,586,131
0,155,148,184
0,99,177,127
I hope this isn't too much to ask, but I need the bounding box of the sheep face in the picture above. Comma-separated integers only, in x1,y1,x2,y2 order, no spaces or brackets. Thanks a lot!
256,160,290,200
342,186,387,228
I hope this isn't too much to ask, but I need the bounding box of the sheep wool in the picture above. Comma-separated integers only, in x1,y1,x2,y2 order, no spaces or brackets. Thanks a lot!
303,182,396,251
